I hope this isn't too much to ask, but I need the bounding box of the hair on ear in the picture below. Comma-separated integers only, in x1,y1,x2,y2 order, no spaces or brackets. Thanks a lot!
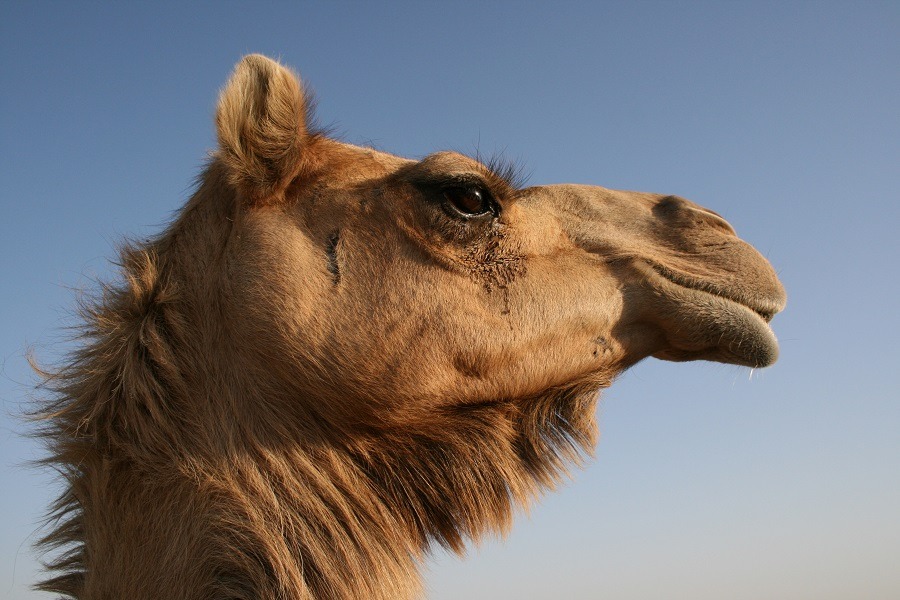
215,54,309,203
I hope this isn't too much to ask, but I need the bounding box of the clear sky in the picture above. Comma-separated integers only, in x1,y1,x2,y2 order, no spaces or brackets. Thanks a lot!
1,2,898,599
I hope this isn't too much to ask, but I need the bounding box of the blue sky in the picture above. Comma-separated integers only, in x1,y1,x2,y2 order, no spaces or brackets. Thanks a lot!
1,2,898,598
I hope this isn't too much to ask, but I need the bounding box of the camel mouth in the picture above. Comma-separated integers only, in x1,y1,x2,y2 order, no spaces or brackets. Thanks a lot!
640,261,783,368
648,262,783,323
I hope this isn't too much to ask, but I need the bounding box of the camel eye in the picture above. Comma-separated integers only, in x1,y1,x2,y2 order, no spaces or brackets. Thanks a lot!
443,186,492,218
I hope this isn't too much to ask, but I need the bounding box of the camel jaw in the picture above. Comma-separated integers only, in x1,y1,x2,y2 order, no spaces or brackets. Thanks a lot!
639,261,785,368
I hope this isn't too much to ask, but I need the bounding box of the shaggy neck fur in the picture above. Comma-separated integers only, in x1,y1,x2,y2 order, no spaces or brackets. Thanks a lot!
36,162,603,600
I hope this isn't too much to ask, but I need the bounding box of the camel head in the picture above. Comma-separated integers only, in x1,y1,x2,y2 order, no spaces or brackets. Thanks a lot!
212,55,785,432
37,55,786,599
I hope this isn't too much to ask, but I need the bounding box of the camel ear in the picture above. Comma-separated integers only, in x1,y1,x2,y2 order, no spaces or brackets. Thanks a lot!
215,54,309,203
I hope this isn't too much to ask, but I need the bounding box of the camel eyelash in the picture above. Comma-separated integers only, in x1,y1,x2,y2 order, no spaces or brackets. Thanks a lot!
478,154,530,192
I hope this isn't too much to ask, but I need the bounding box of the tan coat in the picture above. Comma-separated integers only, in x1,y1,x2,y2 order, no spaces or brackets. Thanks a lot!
36,55,784,599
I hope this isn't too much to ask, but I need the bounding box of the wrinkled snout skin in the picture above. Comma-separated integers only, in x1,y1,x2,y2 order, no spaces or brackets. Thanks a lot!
524,184,786,369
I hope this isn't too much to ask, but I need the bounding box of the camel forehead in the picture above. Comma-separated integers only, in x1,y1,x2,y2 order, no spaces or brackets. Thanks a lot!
415,152,490,175
328,147,493,183
307,139,414,186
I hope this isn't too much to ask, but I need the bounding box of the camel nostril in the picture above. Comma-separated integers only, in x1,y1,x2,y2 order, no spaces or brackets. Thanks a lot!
694,207,737,236
653,195,685,215
653,195,736,236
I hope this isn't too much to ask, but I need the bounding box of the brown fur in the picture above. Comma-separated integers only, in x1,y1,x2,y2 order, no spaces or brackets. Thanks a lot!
35,55,785,599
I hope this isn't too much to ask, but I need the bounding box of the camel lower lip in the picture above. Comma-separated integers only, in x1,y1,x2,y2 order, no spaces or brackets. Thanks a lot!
640,261,780,368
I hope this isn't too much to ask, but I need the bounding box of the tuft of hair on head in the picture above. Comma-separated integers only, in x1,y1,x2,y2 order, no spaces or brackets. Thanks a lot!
215,54,310,204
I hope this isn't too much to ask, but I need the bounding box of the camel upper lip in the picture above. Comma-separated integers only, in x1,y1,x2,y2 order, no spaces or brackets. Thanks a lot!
648,261,780,322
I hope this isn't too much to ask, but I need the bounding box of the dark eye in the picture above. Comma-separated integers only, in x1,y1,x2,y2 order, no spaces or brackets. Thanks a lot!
443,186,493,217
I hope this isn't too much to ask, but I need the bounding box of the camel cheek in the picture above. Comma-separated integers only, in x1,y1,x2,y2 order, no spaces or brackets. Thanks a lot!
227,212,334,360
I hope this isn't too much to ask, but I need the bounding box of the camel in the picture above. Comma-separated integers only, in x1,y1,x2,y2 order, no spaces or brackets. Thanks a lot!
35,55,785,599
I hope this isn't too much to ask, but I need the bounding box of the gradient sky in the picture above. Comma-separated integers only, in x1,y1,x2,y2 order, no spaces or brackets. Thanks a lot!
2,2,898,599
